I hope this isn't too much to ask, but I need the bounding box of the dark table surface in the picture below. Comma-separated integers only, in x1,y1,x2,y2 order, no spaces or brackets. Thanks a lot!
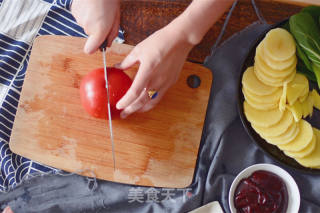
120,0,306,63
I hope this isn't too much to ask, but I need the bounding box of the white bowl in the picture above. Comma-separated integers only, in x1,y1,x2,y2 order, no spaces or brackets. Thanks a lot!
229,163,300,213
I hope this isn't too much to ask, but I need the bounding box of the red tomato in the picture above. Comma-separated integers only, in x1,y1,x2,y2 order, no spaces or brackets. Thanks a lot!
80,67,132,119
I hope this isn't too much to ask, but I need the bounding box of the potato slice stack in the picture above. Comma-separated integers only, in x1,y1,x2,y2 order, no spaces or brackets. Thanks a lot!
254,28,297,87
242,28,320,168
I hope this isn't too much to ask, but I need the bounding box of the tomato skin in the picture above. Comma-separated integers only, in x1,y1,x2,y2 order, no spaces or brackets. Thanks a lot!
80,67,132,119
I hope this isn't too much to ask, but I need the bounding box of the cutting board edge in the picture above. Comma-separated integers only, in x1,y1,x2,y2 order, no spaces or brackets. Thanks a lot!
9,140,195,188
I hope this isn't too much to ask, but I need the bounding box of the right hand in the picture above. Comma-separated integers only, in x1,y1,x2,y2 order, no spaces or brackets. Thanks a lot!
115,25,194,118
71,0,120,54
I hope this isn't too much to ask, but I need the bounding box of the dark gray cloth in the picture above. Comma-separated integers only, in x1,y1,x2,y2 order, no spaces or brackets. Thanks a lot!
1,22,320,213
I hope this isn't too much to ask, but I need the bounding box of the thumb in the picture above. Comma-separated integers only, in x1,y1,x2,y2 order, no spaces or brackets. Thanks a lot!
84,31,106,54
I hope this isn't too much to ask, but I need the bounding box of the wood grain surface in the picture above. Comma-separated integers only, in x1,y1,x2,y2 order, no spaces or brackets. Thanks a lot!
9,36,212,188
120,0,318,63
276,0,320,6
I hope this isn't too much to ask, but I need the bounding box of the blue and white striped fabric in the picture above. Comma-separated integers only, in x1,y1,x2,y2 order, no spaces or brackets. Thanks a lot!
0,0,124,192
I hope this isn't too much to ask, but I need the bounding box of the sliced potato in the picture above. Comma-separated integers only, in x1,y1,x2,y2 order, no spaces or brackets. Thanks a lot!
254,66,295,87
263,53,296,72
244,87,282,104
284,71,298,84
291,73,310,103
299,92,309,103
252,110,293,137
263,28,296,61
286,101,303,122
301,94,314,118
254,53,296,78
279,82,287,112
243,89,278,110
242,66,278,95
254,60,294,81
265,121,299,145
290,73,309,101
253,67,275,86
287,75,308,107
287,84,306,106
306,93,314,117
285,133,316,158
301,100,309,118
244,101,284,127
257,42,297,70
311,89,320,110
295,128,320,168
278,120,313,152
291,73,309,84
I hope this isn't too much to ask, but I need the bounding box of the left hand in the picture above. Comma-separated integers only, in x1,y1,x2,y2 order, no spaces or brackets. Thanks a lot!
115,25,194,118
71,0,120,54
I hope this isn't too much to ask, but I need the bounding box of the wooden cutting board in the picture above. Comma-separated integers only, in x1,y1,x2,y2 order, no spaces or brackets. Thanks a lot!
9,35,212,188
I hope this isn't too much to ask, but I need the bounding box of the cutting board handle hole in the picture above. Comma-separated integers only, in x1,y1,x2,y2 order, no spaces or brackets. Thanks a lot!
187,75,201,88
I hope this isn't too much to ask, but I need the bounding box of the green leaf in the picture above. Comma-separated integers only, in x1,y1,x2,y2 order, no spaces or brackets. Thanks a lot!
312,63,320,88
282,20,313,71
301,6,320,27
290,13,320,67
297,60,317,82
296,42,313,71
290,12,320,89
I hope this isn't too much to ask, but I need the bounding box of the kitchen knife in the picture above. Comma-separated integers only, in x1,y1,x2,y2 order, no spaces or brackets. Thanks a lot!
100,41,116,170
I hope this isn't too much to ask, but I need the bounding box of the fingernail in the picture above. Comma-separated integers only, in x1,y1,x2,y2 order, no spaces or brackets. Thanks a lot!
84,43,95,54
84,42,90,54
120,112,127,119
84,46,91,54
116,102,122,110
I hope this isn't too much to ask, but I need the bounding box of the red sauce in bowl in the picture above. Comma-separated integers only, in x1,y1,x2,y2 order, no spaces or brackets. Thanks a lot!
234,170,288,213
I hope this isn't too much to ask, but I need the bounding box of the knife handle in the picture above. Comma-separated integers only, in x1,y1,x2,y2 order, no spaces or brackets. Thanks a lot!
99,39,108,51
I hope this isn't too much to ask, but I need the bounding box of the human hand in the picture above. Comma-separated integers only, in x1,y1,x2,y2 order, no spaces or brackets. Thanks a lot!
115,26,194,118
71,0,120,54
2,207,13,213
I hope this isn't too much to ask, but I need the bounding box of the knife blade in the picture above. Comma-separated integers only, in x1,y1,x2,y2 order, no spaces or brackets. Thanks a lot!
101,45,116,171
